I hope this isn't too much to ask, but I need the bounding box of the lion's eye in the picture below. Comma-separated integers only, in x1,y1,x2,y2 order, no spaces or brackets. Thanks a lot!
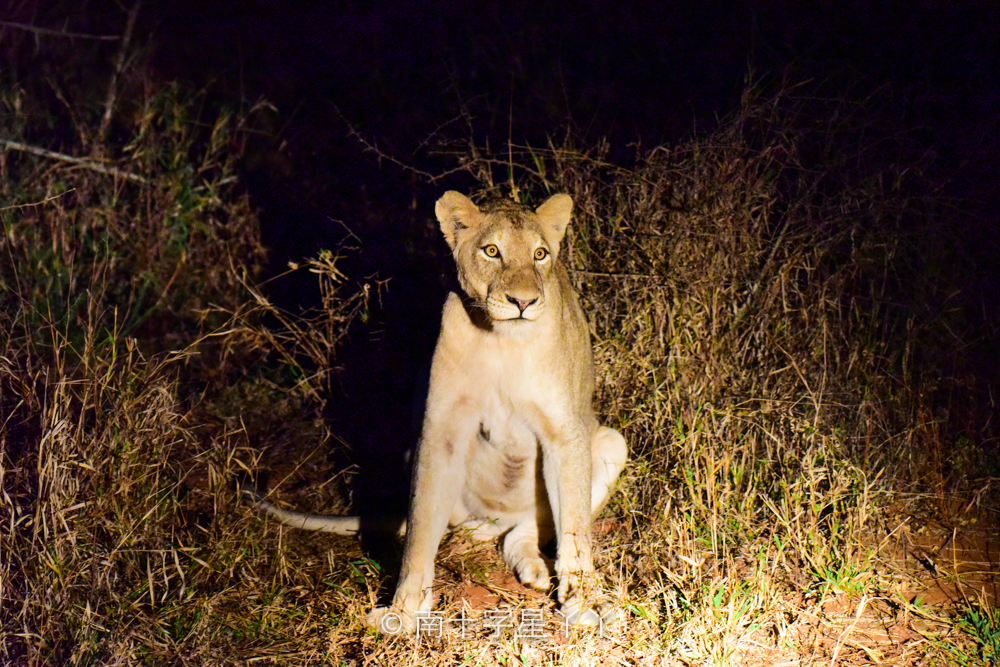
534,247,549,261
483,245,500,258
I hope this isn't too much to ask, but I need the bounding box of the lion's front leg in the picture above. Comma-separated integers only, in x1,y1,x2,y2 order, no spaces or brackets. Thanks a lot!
367,417,471,634
541,424,602,625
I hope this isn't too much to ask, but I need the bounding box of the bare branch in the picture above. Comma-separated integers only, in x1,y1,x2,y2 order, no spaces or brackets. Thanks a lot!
344,125,435,180
0,187,75,212
98,2,142,146
0,20,121,41
344,123,467,184
1,138,151,185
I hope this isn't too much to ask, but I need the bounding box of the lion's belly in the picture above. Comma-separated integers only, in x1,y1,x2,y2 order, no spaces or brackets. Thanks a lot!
456,396,548,528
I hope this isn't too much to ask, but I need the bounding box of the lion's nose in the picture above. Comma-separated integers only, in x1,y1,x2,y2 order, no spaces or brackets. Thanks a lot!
506,295,538,313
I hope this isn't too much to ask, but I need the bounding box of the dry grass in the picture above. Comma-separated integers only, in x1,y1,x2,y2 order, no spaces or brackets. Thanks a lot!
433,85,999,665
2,68,998,667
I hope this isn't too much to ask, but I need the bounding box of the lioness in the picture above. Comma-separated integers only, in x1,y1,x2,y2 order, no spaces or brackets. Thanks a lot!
247,191,627,632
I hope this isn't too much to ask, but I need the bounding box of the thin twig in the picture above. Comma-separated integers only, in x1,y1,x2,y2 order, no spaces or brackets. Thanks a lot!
731,214,790,328
344,123,467,183
0,20,121,41
1,139,151,185
569,269,669,282
830,594,873,666
98,2,142,146
0,188,75,212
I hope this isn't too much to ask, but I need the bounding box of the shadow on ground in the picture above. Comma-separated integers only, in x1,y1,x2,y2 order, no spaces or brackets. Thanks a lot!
241,154,470,561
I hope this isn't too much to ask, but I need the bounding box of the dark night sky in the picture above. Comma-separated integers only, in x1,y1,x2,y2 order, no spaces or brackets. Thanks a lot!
9,2,995,210
133,2,1000,238
145,1,997,150
6,1,997,290
121,2,994,266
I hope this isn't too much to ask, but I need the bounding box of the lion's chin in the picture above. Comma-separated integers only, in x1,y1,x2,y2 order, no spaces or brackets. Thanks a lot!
490,312,540,325
486,305,545,324
489,316,541,337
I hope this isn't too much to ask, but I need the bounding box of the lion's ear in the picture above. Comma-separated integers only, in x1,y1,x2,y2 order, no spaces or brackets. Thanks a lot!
535,194,573,245
436,191,481,250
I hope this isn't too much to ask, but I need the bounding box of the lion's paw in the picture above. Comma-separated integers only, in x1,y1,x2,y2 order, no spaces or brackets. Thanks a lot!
514,555,552,591
366,606,414,635
558,597,620,629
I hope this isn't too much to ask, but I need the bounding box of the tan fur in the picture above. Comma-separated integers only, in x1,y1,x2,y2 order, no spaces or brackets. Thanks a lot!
367,191,627,632
245,191,627,633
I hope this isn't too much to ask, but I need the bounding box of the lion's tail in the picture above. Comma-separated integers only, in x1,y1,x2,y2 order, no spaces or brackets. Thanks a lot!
241,484,405,536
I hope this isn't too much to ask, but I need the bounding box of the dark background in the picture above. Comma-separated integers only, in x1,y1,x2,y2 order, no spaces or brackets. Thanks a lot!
7,2,997,266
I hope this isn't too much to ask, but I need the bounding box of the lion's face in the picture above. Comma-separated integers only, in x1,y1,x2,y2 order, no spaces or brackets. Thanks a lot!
435,192,573,326
455,215,554,322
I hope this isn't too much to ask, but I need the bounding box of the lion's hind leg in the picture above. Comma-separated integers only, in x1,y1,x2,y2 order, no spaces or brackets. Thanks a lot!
501,519,552,591
591,426,627,519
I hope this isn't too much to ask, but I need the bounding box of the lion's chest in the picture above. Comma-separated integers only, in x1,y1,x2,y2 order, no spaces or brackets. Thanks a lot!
433,295,566,521
448,338,555,513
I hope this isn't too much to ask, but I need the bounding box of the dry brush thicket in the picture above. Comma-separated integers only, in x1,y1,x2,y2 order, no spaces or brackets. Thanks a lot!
1,81,998,666
445,89,997,664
